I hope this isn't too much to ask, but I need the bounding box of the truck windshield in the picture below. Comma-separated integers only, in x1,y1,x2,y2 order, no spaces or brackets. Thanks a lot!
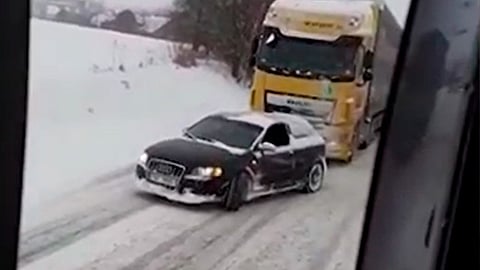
256,27,361,81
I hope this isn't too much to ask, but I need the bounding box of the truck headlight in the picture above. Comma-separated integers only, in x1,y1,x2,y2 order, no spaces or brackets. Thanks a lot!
192,166,223,177
138,153,148,165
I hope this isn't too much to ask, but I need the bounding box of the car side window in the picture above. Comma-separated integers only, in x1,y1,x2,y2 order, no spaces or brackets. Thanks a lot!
262,123,290,147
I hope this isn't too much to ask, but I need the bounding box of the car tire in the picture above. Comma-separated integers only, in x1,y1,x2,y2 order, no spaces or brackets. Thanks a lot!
303,162,325,193
223,171,250,211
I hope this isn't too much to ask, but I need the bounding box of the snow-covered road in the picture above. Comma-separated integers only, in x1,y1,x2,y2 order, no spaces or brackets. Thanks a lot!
19,146,374,270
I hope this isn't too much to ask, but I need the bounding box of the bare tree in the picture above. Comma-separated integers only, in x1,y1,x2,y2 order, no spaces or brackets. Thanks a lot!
171,0,273,80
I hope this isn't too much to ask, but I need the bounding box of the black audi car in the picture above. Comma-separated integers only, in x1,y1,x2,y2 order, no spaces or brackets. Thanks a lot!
135,111,327,211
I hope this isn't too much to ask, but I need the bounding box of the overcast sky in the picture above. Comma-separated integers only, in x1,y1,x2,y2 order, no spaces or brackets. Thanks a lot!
100,0,411,25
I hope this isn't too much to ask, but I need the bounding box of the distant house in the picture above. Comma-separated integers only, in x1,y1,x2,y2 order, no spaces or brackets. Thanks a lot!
101,9,144,34
31,0,104,20
141,15,169,34
151,12,189,42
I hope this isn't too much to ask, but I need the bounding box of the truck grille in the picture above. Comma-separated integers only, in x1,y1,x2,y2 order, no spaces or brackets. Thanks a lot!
264,91,335,121
147,159,185,186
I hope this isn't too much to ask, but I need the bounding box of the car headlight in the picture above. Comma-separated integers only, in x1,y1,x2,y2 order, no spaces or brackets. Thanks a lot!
191,166,223,177
138,153,148,165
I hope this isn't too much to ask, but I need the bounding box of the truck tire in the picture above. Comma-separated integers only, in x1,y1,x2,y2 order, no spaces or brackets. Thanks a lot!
358,116,377,150
358,138,369,150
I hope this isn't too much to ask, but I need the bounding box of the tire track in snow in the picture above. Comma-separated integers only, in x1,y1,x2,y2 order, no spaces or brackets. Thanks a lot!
117,213,225,270
80,210,224,270
20,203,217,270
169,200,290,270
21,165,136,230
217,192,332,270
19,165,153,266
203,200,292,270
120,194,298,270
19,192,151,267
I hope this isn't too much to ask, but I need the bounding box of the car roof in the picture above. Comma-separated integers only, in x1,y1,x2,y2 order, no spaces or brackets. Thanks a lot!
215,111,312,129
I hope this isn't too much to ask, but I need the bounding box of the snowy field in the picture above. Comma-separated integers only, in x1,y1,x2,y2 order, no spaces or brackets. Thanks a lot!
24,19,247,217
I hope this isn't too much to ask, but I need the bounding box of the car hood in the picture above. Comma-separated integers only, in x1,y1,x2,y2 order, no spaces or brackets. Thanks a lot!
145,138,246,173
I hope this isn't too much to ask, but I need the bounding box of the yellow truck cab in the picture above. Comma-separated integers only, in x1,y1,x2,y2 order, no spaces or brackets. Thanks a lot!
249,0,401,162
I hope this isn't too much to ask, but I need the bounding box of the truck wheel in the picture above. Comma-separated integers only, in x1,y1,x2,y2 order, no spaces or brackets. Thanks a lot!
223,172,249,211
358,120,372,150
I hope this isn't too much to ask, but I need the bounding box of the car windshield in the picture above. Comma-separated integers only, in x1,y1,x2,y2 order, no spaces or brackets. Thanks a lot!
186,116,263,149
256,27,360,80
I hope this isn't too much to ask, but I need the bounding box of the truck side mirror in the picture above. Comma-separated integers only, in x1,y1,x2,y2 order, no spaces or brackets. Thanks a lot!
363,70,373,81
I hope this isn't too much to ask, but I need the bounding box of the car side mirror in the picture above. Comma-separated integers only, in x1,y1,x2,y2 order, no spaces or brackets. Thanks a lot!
363,70,373,82
258,142,276,152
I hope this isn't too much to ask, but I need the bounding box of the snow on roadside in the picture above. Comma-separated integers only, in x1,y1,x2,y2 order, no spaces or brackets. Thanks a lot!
385,0,411,26
24,19,247,215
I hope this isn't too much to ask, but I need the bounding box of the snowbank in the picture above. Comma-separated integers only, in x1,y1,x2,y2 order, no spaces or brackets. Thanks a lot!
385,0,411,26
25,19,247,213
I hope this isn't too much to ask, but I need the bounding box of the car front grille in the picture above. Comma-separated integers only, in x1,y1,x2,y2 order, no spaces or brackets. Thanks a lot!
147,158,186,185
